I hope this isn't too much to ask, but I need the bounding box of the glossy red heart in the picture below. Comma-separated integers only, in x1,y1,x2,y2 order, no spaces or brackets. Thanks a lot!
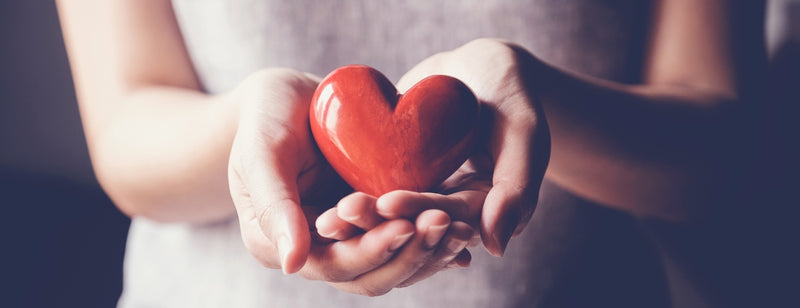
310,65,480,196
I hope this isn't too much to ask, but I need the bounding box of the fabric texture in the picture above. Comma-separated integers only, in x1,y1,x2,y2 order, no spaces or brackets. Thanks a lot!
119,1,670,307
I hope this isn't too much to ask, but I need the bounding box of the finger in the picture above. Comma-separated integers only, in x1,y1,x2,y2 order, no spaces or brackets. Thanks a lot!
234,204,335,269
396,52,448,92
229,69,324,274
231,189,281,269
482,109,549,257
437,157,493,193
376,190,485,224
301,219,415,282
397,221,474,288
253,189,310,275
315,207,361,240
304,206,337,244
329,210,451,296
448,249,473,268
336,192,386,230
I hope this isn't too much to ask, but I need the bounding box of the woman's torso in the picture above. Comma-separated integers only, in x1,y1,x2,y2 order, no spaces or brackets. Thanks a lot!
119,1,670,307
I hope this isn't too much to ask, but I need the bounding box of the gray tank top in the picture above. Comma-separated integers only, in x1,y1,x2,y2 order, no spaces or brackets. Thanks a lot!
119,1,651,307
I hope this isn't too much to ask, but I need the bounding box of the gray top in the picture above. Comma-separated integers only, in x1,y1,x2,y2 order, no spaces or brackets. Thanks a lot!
119,1,651,307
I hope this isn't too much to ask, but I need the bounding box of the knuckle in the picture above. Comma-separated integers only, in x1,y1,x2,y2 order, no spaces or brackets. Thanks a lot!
254,202,275,228
254,198,294,231
461,38,515,60
453,39,530,103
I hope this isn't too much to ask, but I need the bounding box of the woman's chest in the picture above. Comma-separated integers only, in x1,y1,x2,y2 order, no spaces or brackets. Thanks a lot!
172,0,651,94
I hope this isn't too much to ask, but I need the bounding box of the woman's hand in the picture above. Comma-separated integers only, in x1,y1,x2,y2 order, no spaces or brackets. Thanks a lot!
313,38,550,291
226,69,417,284
228,68,332,273
228,68,475,296
390,39,551,257
312,138,508,290
315,190,477,292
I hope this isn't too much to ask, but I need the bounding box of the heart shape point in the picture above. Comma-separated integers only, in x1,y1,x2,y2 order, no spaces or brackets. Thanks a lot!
310,65,480,196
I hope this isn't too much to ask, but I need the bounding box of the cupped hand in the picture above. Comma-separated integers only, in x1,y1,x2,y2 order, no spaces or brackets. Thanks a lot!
314,152,492,290
316,191,476,294
390,38,551,257
228,69,438,294
313,39,549,292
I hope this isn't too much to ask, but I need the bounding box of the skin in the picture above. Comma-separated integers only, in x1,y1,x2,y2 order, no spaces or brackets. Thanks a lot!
57,0,473,295
317,0,765,275
57,0,763,297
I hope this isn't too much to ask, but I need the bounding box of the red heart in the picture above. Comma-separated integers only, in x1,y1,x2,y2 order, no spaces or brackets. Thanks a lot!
310,65,480,196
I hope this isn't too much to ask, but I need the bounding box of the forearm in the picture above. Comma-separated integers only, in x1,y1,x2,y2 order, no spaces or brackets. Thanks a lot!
531,59,748,221
57,0,242,223
91,86,240,223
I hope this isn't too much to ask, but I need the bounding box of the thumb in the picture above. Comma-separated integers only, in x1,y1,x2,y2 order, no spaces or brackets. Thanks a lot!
231,135,312,274
258,146,312,274
481,109,549,257
258,196,311,275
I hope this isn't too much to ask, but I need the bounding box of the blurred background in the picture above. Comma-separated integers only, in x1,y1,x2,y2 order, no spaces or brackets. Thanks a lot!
1,0,797,307
1,1,129,307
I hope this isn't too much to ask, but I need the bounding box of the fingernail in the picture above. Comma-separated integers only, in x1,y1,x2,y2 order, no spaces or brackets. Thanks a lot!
376,208,393,218
375,206,395,219
445,238,468,254
277,234,292,275
388,232,414,252
424,224,449,249
492,207,522,257
493,221,515,257
340,214,361,223
316,228,340,239
495,234,510,257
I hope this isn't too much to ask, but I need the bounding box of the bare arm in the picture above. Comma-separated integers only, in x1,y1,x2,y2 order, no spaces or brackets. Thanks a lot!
58,0,238,223
538,0,766,220
58,0,478,293
383,1,766,254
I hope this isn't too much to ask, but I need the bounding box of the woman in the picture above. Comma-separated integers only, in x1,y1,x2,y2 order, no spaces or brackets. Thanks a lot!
57,0,765,307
